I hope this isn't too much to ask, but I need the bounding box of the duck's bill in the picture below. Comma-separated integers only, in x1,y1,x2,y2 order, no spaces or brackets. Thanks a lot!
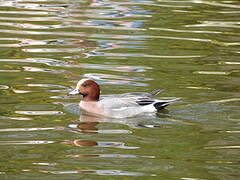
69,89,80,95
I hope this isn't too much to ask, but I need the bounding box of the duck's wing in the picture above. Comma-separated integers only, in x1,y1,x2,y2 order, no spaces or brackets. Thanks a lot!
98,97,138,109
117,89,163,98
100,89,163,100
99,95,157,109
115,89,164,106
99,89,177,109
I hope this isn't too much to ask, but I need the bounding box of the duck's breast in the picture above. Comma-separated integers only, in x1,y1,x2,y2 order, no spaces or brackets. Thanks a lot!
79,101,104,115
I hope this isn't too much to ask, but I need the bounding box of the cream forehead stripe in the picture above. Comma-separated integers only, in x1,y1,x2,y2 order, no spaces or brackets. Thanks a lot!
76,79,90,88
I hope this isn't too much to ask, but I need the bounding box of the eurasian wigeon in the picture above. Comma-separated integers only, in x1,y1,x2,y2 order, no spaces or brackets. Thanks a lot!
69,79,180,118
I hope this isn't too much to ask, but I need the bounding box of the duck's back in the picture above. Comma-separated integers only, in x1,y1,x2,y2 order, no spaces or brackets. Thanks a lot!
93,91,179,118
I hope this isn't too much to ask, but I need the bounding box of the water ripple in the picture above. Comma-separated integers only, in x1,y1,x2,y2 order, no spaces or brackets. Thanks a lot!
204,146,240,150
23,47,85,53
219,61,240,65
84,73,151,81
26,84,67,89
192,1,240,9
67,154,155,158
23,66,66,73
0,116,32,120
194,71,231,75
0,22,70,30
0,58,149,72
69,10,152,19
95,52,201,59
0,29,85,37
0,16,63,22
68,128,132,135
15,111,64,115
157,0,240,9
0,140,55,145
185,21,240,29
208,98,240,104
0,127,56,132
32,162,58,166
0,10,51,15
0,1,70,11
0,70,21,72
0,38,90,47
0,85,9,89
63,139,139,149
150,27,223,34
12,89,32,94
41,169,146,176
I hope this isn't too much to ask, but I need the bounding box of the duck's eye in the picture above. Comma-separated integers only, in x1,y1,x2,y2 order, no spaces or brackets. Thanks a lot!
82,83,89,87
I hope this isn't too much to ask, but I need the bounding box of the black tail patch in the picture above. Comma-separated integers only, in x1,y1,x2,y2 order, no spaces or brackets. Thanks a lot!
153,102,169,111
136,100,155,106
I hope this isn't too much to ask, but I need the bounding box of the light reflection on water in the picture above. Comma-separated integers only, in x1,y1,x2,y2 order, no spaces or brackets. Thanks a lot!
0,85,9,89
67,154,155,158
40,169,147,176
0,0,239,179
15,111,64,115
0,58,150,72
0,139,139,149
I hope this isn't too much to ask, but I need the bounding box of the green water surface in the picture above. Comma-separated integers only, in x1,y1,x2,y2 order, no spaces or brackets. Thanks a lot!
0,0,239,179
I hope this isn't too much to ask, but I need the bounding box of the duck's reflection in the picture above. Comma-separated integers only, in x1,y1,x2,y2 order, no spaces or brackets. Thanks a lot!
67,122,99,134
62,139,97,147
65,111,104,134
78,110,161,127
65,104,172,130
61,111,138,149
62,138,138,149
40,169,145,176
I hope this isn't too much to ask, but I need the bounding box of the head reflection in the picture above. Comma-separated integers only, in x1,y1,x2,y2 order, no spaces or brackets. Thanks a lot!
63,139,97,147
62,139,138,149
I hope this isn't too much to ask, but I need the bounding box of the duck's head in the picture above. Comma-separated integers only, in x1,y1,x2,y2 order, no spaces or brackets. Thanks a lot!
69,79,100,101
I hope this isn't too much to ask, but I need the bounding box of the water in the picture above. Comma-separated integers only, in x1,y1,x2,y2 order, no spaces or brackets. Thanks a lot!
0,0,239,179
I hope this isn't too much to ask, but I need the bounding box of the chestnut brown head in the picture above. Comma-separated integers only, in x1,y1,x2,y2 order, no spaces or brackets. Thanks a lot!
69,79,100,101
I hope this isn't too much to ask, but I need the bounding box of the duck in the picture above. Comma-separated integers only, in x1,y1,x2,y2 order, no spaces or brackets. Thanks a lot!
69,79,180,118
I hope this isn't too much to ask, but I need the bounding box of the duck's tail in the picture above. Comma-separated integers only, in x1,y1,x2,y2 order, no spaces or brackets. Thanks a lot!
149,89,163,97
153,98,180,111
